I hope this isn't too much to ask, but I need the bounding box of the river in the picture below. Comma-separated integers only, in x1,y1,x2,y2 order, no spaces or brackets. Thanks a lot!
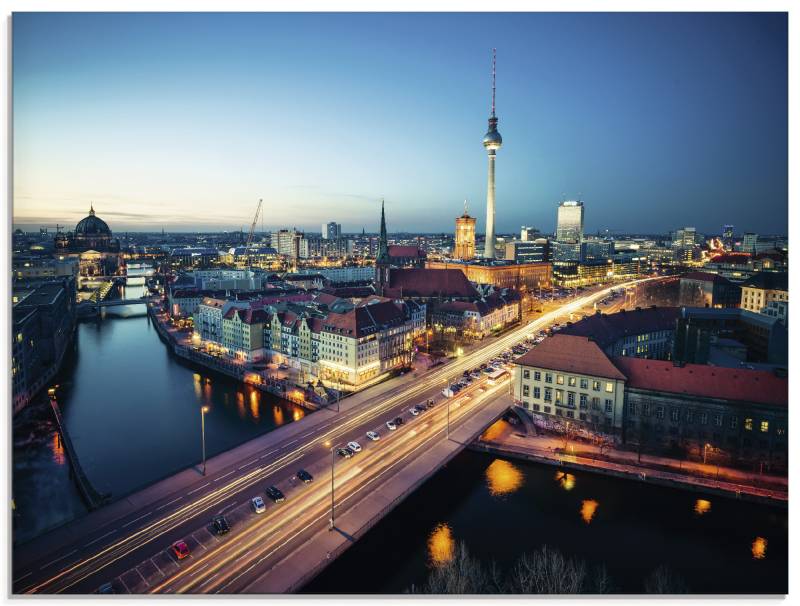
304,450,787,594
12,265,305,544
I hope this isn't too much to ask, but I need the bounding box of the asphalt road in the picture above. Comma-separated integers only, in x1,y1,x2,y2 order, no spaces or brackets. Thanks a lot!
14,278,657,594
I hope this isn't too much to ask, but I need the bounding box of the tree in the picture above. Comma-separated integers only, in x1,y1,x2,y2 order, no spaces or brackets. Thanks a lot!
506,545,586,594
643,565,688,594
423,541,492,594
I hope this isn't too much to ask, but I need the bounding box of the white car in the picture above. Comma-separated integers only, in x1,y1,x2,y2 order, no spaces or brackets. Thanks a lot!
347,441,362,453
386,420,397,431
409,407,420,416
251,496,266,514
366,431,380,441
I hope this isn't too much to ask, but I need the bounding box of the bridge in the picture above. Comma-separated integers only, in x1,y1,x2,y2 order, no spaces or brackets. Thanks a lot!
80,297,149,308
13,279,663,594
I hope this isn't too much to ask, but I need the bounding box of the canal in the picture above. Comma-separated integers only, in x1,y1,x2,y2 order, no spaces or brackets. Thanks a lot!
12,266,306,544
304,449,787,594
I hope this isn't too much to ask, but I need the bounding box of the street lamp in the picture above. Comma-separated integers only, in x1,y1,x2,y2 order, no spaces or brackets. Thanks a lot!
200,405,210,475
329,445,335,531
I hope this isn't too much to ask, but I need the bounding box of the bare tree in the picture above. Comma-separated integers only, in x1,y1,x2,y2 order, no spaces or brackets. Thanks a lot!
506,545,586,594
590,564,614,594
423,541,490,594
643,565,689,594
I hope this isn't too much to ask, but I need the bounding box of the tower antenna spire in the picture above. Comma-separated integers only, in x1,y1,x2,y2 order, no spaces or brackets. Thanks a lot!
491,48,497,117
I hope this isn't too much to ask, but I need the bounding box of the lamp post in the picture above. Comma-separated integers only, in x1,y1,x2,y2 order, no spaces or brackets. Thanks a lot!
329,446,335,530
200,405,210,475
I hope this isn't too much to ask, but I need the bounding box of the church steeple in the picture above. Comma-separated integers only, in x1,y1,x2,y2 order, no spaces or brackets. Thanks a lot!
374,199,391,294
377,199,389,263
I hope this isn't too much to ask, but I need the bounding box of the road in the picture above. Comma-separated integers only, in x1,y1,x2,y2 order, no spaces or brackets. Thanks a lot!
14,277,658,594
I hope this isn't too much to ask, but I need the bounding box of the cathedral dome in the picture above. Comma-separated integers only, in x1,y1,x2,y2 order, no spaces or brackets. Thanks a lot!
75,205,111,236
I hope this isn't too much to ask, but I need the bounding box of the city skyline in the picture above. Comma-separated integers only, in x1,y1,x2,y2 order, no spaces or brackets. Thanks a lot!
13,12,788,234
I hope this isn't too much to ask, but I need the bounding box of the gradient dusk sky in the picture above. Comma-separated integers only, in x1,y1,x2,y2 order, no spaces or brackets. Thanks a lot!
13,12,787,234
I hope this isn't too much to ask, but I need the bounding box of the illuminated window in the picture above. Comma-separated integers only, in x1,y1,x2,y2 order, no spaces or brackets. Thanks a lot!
555,390,563,403
556,375,564,385
568,376,576,387
760,420,769,433
605,382,614,393
16,333,23,343
592,381,601,391
744,418,753,431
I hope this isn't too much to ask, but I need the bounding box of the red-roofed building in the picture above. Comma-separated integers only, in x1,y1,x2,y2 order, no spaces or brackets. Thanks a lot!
678,271,741,308
430,290,521,341
388,245,426,268
382,267,479,300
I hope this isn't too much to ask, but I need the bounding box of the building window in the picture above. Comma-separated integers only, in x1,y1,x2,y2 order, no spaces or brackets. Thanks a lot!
656,407,664,420
556,409,563,416
545,373,553,384
700,412,708,425
555,390,563,404
605,400,613,413
534,371,541,381
591,397,600,411
760,420,769,433
729,416,737,429
556,375,564,385
567,392,575,407
544,406,551,414
670,409,679,422
544,388,552,402
714,414,723,427
744,417,753,431
533,387,541,399
579,413,587,421
533,404,540,412
580,378,588,389
628,401,636,415
523,369,530,379
522,385,529,397
568,376,576,387
579,394,588,409
567,410,574,419
592,381,601,391
642,403,650,416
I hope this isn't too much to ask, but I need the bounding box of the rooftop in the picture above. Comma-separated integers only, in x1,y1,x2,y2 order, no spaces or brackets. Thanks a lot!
560,307,680,349
741,272,788,291
515,334,627,381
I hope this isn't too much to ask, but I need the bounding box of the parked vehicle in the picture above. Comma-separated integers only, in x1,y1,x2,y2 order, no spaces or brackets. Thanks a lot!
251,496,266,513
347,441,362,453
265,485,285,503
171,540,190,560
366,431,380,441
297,469,314,483
386,420,397,431
212,515,230,535
338,447,353,458
394,416,404,425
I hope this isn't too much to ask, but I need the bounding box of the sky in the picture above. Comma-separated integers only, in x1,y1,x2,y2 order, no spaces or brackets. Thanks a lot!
12,12,788,235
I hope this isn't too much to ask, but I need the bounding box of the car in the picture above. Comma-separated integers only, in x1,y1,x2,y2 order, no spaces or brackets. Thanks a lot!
366,431,380,441
347,441,362,453
251,496,266,513
426,399,436,409
409,407,420,416
265,485,286,503
212,515,230,535
338,447,353,458
385,420,397,431
462,370,470,376
171,540,190,560
297,469,314,483
394,416,404,425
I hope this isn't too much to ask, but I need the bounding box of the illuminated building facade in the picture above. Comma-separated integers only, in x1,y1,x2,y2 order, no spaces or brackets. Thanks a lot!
556,200,584,244
426,259,552,291
454,205,476,260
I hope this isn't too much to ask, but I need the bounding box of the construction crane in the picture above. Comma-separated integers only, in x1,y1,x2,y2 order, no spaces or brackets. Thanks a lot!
245,198,263,249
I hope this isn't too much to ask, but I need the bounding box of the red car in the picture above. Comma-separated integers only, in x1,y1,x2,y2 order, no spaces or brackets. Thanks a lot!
171,540,190,560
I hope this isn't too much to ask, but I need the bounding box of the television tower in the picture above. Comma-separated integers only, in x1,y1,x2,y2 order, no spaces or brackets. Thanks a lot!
482,48,503,259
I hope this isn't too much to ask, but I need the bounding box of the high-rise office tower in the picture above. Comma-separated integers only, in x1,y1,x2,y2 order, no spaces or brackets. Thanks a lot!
322,222,341,240
482,49,503,259
556,200,584,243
454,200,476,260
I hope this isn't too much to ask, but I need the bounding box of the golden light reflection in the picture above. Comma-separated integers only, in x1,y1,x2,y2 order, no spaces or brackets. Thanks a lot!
485,458,523,497
249,391,260,420
236,392,245,419
292,408,305,422
273,405,285,426
694,499,712,516
580,499,599,524
51,433,66,466
427,523,455,566
480,419,509,442
752,537,768,560
555,471,576,491
193,374,202,400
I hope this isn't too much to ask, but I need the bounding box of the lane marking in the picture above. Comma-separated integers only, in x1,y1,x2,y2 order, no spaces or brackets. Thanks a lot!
39,550,78,571
122,511,153,529
198,573,219,589
217,501,238,515
189,563,211,578
150,558,165,577
155,497,183,512
13,572,32,584
238,460,257,471
214,470,236,482
85,529,117,547
187,483,211,496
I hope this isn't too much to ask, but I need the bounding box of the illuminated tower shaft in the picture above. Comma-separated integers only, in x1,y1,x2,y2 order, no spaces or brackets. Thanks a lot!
482,49,502,259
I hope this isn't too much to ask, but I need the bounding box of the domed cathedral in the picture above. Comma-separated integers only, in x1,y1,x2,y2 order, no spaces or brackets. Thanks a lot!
55,204,120,253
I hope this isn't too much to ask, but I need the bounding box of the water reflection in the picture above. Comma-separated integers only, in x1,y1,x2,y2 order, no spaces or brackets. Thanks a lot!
752,536,768,560
250,391,260,420
293,408,305,422
694,499,712,516
480,419,508,442
580,499,599,524
193,374,202,400
555,470,576,491
485,459,523,497
51,434,66,466
273,405,285,426
236,392,246,419
427,523,455,566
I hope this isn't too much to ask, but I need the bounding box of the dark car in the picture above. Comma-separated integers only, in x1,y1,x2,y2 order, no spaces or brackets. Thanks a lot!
97,583,115,595
265,485,285,503
212,515,230,535
337,447,353,459
426,399,435,409
297,469,314,484
394,416,404,425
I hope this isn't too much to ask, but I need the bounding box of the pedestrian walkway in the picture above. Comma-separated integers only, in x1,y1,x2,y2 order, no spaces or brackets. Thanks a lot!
474,423,787,506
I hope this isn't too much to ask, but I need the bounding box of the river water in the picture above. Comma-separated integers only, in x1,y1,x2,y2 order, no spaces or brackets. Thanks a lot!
12,266,305,544
304,450,787,594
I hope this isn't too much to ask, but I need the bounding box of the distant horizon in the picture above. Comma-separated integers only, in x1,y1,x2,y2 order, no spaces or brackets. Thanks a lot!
13,13,788,234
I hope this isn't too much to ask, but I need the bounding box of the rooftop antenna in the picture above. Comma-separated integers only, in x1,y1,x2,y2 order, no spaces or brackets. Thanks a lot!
464,199,469,215
491,48,497,117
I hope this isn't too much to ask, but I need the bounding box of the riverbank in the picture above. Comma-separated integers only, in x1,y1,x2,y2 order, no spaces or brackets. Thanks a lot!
472,420,787,508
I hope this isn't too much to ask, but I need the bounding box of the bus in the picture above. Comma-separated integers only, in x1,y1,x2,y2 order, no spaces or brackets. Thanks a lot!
486,368,508,385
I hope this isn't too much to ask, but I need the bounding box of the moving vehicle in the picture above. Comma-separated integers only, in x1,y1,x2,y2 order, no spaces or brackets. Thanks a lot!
366,431,380,441
486,368,509,385
347,441,362,453
251,496,266,513
212,515,230,535
171,540,190,560
297,469,314,483
265,485,286,503
385,420,397,431
97,583,115,595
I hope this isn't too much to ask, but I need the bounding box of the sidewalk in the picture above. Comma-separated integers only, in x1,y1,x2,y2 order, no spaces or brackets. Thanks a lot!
474,422,787,507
